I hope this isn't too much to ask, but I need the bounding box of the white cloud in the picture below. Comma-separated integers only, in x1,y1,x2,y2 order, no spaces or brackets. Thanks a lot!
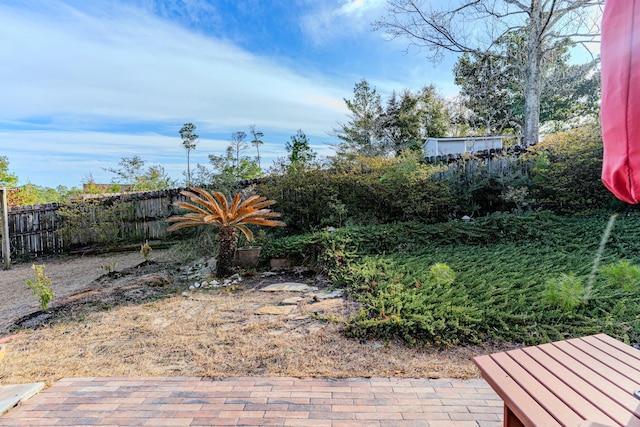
300,0,386,45
0,1,348,133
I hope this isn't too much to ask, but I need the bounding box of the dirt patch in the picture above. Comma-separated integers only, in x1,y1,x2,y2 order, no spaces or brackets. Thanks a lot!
0,251,514,386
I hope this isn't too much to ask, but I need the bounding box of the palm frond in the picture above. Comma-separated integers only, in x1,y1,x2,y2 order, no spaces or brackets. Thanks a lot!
166,188,285,235
183,188,225,220
235,224,254,242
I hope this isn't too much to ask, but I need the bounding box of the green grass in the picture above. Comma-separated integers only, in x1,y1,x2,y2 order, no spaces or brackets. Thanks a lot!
269,211,640,346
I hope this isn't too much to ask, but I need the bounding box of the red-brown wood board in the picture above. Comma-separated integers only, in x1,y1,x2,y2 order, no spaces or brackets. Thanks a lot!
474,334,640,427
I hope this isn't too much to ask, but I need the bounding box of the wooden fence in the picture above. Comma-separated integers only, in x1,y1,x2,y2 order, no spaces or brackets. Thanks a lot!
2,188,190,258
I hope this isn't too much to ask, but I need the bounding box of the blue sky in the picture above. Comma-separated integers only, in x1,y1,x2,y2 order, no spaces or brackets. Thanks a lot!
0,0,464,188
0,0,598,189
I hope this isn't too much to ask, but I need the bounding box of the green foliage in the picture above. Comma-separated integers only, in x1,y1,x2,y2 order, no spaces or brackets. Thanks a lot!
0,156,18,187
453,31,600,135
334,78,385,157
258,152,453,233
285,129,316,168
26,264,54,311
543,273,586,312
599,260,640,293
104,156,176,191
267,212,640,346
9,184,82,205
200,130,262,192
56,198,128,248
442,153,534,217
180,122,199,186
337,260,481,346
100,262,118,274
140,241,153,261
527,125,615,213
334,79,449,158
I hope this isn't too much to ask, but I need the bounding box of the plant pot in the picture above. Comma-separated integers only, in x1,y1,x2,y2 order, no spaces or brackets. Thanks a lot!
269,258,291,269
0,344,5,363
234,246,262,268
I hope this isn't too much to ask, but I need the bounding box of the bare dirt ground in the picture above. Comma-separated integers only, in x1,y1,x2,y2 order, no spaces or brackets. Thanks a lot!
0,250,510,386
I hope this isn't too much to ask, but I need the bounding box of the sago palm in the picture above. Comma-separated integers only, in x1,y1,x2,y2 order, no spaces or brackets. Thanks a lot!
167,187,285,276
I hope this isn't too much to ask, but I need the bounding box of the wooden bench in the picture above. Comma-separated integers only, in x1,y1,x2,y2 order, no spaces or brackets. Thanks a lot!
473,334,640,427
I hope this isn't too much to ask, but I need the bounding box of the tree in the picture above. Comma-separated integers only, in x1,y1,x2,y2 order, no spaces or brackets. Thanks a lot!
379,85,449,154
285,129,317,168
0,156,18,187
208,131,261,183
454,31,601,135
104,156,175,191
334,79,385,157
415,85,449,141
167,188,285,277
380,90,421,154
249,125,264,169
180,123,199,186
104,156,145,190
375,0,603,146
230,131,248,169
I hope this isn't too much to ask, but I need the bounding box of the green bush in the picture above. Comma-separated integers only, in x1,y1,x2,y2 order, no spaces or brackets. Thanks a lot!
543,273,586,312
527,125,618,214
336,260,481,346
257,152,453,233
56,198,129,248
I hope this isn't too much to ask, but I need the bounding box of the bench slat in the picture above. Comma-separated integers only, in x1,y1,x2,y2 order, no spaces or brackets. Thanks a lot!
526,345,640,427
585,334,640,369
558,339,640,392
542,342,640,420
491,351,585,426
474,354,562,427
500,348,619,425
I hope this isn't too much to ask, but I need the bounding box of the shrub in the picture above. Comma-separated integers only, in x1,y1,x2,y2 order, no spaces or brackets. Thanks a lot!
543,273,586,312
257,152,453,233
527,125,618,213
56,198,128,248
599,260,640,293
26,264,54,311
337,260,481,346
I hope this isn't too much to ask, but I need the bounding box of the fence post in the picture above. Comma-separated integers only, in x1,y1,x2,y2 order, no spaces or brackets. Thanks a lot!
1,187,10,269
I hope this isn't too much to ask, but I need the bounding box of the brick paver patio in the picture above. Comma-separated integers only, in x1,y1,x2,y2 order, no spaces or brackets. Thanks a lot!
0,376,503,426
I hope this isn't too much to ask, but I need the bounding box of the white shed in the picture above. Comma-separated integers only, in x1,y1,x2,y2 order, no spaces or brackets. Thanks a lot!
423,136,508,157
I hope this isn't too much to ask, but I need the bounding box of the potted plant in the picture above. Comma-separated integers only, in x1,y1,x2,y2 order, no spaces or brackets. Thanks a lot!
167,188,285,276
235,246,262,268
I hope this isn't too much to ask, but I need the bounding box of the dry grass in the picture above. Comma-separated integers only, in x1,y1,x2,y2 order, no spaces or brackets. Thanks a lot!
0,255,512,387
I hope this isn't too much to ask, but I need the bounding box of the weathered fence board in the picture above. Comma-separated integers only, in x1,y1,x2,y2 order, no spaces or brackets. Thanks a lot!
6,188,191,258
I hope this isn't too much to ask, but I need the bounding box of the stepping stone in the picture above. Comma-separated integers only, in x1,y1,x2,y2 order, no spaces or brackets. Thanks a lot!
255,305,296,315
261,283,317,292
311,289,345,300
281,296,304,305
307,299,344,312
0,383,45,416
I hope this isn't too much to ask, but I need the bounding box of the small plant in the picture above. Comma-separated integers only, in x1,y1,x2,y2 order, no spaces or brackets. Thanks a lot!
140,241,153,261
599,260,640,293
543,273,586,312
101,262,118,274
26,264,54,311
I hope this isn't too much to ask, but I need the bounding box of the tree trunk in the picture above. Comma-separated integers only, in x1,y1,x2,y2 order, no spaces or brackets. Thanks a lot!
186,151,191,186
216,226,238,277
523,0,544,147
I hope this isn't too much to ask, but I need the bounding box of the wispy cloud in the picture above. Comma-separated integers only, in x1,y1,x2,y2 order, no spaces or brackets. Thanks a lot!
299,0,386,45
0,1,348,132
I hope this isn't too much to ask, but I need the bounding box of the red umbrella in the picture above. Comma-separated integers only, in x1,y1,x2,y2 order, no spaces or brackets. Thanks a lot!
601,0,640,204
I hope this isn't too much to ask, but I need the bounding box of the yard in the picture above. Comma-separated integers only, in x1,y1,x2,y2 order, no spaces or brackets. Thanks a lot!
0,249,501,386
